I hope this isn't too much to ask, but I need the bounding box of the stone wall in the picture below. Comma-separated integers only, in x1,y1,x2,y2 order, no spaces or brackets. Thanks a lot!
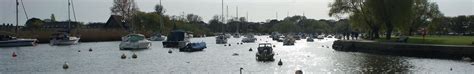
332,40,474,59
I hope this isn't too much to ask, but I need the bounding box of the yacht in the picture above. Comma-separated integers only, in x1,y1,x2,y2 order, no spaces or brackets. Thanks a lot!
163,29,189,48
0,35,37,47
119,34,151,49
148,33,166,41
50,0,80,45
216,34,228,44
50,32,80,45
241,34,257,43
306,37,314,42
256,43,275,61
283,36,295,45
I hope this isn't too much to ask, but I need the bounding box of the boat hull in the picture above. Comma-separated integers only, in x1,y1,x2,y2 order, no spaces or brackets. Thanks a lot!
163,41,188,48
119,41,152,49
0,39,37,47
50,37,80,45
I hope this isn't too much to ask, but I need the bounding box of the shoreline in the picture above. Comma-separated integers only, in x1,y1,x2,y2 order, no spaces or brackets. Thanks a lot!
332,40,474,60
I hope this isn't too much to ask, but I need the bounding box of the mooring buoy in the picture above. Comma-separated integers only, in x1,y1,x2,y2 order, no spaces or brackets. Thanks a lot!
224,44,227,46
168,50,172,53
229,44,231,46
12,52,17,57
278,59,283,66
89,48,93,52
78,50,81,52
63,62,69,69
232,53,239,56
121,53,127,59
240,67,244,74
249,48,253,51
295,70,303,74
132,53,137,59
273,45,276,47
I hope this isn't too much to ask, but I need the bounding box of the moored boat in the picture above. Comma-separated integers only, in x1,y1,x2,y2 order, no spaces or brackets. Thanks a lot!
256,43,275,61
0,35,37,47
179,42,206,52
119,34,151,50
148,32,166,41
50,33,80,45
216,34,227,44
163,29,189,48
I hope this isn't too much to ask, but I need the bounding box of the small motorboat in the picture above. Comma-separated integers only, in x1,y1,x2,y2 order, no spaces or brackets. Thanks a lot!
283,37,295,45
241,34,257,43
119,34,152,50
0,35,37,47
50,32,80,45
316,35,324,39
306,37,314,42
148,32,166,41
216,34,228,44
163,29,190,48
179,42,207,52
256,43,275,61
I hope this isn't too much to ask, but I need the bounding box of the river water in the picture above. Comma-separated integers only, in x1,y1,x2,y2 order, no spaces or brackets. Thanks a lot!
1,36,473,73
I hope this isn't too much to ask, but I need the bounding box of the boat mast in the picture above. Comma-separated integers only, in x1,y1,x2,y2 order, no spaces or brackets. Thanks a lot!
221,0,224,33
15,0,18,35
236,6,239,33
159,0,164,33
68,0,71,34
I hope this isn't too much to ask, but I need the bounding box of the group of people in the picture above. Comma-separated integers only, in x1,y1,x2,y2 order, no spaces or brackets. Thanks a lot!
341,32,360,40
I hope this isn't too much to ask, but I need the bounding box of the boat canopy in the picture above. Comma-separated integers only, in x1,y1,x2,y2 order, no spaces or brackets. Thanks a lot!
167,30,186,41
127,34,145,42
258,43,272,47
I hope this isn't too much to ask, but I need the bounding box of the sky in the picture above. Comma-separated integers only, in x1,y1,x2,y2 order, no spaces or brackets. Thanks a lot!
0,0,473,25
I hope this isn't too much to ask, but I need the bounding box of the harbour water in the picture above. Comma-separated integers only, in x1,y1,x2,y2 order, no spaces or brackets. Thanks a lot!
1,36,473,73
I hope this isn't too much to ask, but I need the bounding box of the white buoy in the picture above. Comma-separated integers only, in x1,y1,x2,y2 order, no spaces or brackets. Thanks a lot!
121,53,126,59
132,53,137,59
63,62,69,69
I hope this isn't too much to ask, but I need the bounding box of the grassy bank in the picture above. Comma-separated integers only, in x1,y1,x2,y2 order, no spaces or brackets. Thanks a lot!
376,35,474,45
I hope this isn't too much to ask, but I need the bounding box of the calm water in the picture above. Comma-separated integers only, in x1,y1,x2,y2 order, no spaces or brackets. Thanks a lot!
1,36,473,73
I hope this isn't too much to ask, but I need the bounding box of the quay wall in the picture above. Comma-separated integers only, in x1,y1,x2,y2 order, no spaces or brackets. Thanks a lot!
332,40,474,59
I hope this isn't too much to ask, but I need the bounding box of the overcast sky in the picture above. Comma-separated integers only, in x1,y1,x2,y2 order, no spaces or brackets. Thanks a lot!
1,0,473,25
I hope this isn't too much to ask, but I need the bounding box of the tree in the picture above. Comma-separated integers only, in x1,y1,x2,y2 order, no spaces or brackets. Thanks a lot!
50,14,56,22
404,0,442,36
329,0,380,39
366,0,414,39
154,4,165,15
186,14,202,23
24,18,44,29
110,0,139,23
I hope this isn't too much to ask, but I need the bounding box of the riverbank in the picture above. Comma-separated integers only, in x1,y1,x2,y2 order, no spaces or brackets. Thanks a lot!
2,29,130,43
332,40,474,60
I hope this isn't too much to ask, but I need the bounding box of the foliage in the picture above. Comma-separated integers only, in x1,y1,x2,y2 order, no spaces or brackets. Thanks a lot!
24,18,44,29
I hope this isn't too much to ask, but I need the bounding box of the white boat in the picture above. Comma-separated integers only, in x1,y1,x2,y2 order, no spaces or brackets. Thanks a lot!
256,43,275,61
306,37,314,42
233,33,241,38
119,34,151,49
148,33,166,41
50,0,80,45
283,37,295,45
163,29,189,48
241,34,257,43
216,34,228,44
50,33,80,45
0,35,37,47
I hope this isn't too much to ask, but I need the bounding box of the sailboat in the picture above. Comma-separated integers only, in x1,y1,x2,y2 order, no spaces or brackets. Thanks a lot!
50,0,80,45
0,0,38,47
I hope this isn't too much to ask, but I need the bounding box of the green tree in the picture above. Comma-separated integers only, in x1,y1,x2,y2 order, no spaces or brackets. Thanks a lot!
366,0,414,39
50,14,56,22
24,18,44,29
